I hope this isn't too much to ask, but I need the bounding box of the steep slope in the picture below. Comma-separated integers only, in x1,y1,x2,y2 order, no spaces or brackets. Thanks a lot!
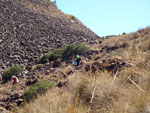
16,27,150,113
0,0,98,69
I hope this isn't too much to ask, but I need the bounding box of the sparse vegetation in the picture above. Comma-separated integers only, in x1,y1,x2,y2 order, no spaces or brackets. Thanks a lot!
19,28,150,113
2,66,23,83
23,80,53,102
2,0,150,112
0,27,149,113
38,43,88,64
71,16,76,20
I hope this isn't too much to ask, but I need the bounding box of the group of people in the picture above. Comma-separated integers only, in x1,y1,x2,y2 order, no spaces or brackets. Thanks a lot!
0,74,19,84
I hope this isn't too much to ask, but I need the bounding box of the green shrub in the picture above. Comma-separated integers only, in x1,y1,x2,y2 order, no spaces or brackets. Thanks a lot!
2,66,23,83
61,44,76,60
38,43,88,64
47,49,62,62
37,54,49,64
74,43,88,55
37,49,62,64
71,16,76,20
23,80,53,102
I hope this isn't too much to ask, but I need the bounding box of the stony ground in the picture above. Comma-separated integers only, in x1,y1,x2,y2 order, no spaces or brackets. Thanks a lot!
0,27,150,112
1,0,150,112
0,0,99,70
18,27,150,113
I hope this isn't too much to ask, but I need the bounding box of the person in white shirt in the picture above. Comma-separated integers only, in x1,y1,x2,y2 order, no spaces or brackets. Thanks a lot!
11,75,19,84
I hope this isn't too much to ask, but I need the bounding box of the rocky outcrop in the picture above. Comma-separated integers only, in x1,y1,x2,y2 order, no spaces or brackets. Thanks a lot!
101,42,129,53
0,92,23,111
26,77,38,86
84,57,135,73
0,0,99,69
57,80,68,88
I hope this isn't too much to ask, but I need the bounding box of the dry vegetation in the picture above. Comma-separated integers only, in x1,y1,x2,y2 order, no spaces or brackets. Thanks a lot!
18,27,150,113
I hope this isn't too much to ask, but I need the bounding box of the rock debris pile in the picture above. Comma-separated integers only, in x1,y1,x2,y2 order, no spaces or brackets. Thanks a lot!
0,0,99,69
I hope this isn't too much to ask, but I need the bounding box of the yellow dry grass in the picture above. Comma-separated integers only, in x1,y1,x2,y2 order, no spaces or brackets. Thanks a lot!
19,28,150,113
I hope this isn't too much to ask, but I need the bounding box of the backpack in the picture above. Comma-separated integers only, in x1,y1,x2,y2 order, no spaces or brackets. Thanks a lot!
72,60,77,66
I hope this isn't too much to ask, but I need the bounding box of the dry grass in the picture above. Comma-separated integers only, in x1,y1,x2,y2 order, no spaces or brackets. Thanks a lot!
19,66,150,113
18,28,150,113
19,80,89,113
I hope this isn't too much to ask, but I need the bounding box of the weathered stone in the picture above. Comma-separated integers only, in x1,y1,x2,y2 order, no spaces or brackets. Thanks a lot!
26,66,32,71
94,55,102,61
66,70,73,75
57,80,68,88
91,65,97,73
15,99,24,106
85,50,99,56
101,43,129,53
53,60,61,68
26,78,38,86
92,58,134,72
1,92,23,111
0,0,98,68
85,64,91,72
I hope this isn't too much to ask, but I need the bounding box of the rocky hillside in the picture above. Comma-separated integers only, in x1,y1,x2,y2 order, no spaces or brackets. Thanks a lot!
0,27,150,113
17,27,150,113
0,0,99,70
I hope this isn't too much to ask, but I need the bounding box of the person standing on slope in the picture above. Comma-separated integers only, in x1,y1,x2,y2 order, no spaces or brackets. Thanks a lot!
76,55,81,66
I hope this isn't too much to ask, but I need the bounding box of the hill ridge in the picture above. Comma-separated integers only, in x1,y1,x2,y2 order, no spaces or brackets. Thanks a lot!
0,0,98,70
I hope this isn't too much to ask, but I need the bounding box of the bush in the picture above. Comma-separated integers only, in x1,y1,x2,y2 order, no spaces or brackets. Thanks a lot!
37,54,49,64
37,49,62,64
61,44,76,60
47,49,62,62
61,43,88,60
23,80,53,102
71,16,76,20
2,66,23,83
74,43,88,55
38,43,88,64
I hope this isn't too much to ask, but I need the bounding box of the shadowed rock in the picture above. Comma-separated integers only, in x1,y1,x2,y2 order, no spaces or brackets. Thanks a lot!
57,80,68,88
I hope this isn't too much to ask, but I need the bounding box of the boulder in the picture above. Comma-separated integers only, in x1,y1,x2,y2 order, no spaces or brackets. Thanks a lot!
53,60,61,68
57,80,68,88
1,92,23,110
92,58,134,72
85,64,91,72
66,70,73,75
26,78,38,86
91,65,97,73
